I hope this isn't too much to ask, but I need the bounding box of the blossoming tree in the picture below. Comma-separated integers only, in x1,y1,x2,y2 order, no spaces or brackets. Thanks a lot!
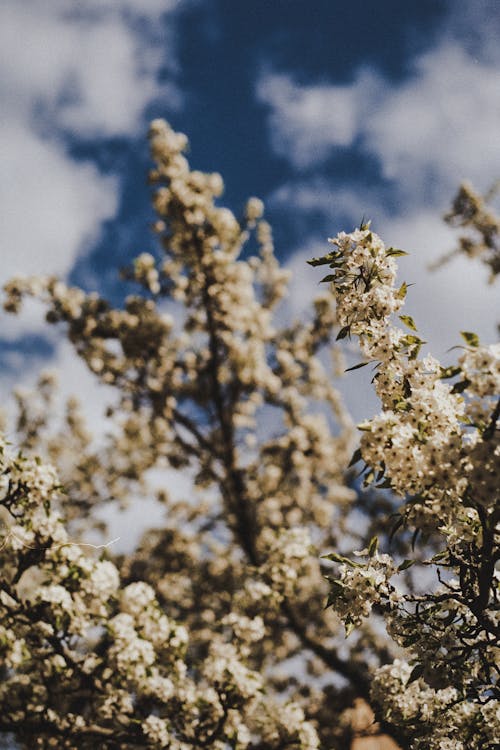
0,121,498,749
1,120,396,750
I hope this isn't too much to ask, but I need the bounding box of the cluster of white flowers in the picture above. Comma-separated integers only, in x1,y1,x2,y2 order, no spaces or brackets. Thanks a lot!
1,119,353,748
1,436,328,747
442,181,500,282
371,660,500,750
325,550,399,630
313,226,500,748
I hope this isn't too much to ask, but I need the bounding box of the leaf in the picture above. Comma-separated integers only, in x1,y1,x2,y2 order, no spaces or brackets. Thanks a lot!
398,559,415,572
363,469,375,487
368,536,378,557
399,315,418,332
396,281,408,299
409,343,423,360
321,552,351,565
402,376,412,398
431,550,450,563
411,528,421,551
394,399,411,412
460,331,480,348
322,552,362,569
320,274,336,283
344,619,356,638
439,365,461,379
451,378,471,394
354,462,369,479
348,447,363,468
325,579,347,608
407,663,425,685
345,361,371,372
336,325,351,341
386,248,409,257
307,255,335,267
325,592,337,610
401,334,424,346
375,477,393,489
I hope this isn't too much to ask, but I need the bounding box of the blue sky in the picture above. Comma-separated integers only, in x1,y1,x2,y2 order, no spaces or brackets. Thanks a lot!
1,0,499,425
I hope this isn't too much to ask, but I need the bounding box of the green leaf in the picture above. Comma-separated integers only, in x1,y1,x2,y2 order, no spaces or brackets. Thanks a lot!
407,663,425,685
357,421,372,432
399,315,418,332
363,469,375,486
321,552,350,565
431,550,450,563
325,579,347,608
336,325,351,341
460,331,480,348
320,274,336,283
402,376,412,398
401,334,424,346
368,536,378,557
345,361,371,372
307,255,333,267
348,447,363,468
394,399,411,412
375,477,393,489
344,619,356,638
439,365,461,379
411,528,420,551
451,378,471,394
325,592,337,609
321,552,362,568
398,559,415,572
396,281,408,299
386,248,409,257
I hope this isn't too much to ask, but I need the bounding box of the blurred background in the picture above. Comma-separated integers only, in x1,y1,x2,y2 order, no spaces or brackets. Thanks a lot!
1,0,498,436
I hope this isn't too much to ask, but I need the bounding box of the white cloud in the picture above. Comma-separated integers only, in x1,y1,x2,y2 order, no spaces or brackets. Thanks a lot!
86,0,182,15
257,70,378,169
258,42,500,199
366,44,500,199
0,0,184,331
0,1,179,139
0,123,117,284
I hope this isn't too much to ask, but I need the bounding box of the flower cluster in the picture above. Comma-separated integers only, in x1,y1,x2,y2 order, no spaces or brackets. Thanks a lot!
440,180,500,282
312,227,500,747
1,121,380,749
0,436,327,749
371,660,500,750
324,548,398,631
